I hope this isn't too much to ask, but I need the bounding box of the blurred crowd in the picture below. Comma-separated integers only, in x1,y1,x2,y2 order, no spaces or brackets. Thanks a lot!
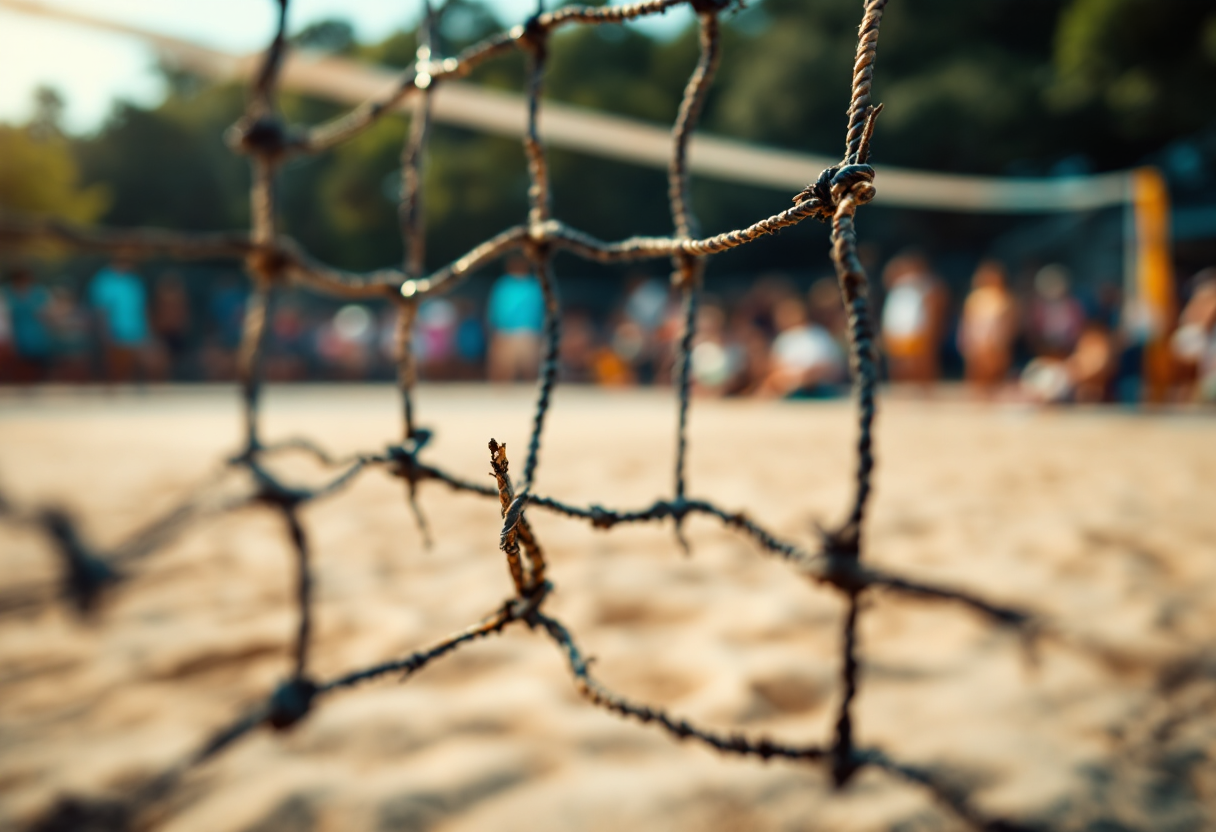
878,254,1216,405
2,253,1214,405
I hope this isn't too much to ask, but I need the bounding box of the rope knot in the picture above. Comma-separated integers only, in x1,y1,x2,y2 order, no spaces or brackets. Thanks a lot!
511,13,547,53
669,251,699,289
407,427,433,453
227,114,295,161
794,163,877,220
266,677,317,730
792,165,839,219
589,505,614,529
389,427,433,481
820,521,862,561
830,164,876,207
245,244,291,285
40,508,121,615
668,498,691,523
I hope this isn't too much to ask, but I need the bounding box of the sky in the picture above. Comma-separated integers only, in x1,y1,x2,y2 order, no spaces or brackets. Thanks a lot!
0,0,691,134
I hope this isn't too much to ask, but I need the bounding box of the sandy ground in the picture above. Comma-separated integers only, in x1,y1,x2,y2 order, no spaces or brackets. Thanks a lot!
1,385,1215,832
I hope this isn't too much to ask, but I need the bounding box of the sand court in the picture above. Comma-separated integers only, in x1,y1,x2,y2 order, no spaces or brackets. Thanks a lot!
1,386,1215,831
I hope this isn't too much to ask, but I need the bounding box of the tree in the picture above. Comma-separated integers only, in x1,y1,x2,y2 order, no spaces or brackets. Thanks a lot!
35,0,1212,281
1051,0,1216,155
0,87,107,224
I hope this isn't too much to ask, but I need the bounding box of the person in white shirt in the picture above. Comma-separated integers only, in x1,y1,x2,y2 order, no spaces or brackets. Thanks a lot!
759,296,846,397
1172,268,1216,402
880,252,947,387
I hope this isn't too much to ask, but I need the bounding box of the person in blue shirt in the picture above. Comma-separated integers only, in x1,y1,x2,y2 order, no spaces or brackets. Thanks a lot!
4,267,52,383
486,255,545,382
89,258,150,382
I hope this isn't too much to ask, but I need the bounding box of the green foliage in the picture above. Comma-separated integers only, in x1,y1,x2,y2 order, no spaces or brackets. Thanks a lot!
0,125,107,223
547,24,689,122
706,0,1069,171
294,19,358,55
75,84,249,230
1052,0,1216,145
8,0,1209,277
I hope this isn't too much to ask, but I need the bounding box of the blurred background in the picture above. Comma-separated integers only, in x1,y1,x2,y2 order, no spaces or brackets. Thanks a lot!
1,0,1215,404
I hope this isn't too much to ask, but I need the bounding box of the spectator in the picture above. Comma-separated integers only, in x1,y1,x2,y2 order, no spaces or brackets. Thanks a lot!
5,267,53,383
89,257,150,383
201,275,247,380
880,252,947,387
1027,264,1085,359
689,302,735,396
1116,291,1159,405
745,274,797,340
0,281,12,381
1068,322,1117,403
808,276,847,342
452,299,487,379
958,260,1018,396
487,255,545,382
594,336,636,386
1091,281,1124,330
622,275,668,384
1020,321,1117,405
609,317,645,378
726,307,771,395
317,303,374,379
652,297,687,386
266,296,309,381
151,272,192,379
415,298,458,377
46,285,92,382
759,296,846,398
559,310,599,383
1171,268,1216,403
624,275,668,334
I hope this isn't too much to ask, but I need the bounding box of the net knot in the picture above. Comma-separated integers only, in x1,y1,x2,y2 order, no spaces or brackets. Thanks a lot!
246,244,292,284
830,164,876,207
266,677,318,730
831,747,862,788
792,164,838,218
818,554,868,596
514,579,552,623
589,505,615,529
510,13,548,53
668,498,691,521
670,252,699,289
388,429,433,482
408,427,433,453
39,508,121,615
820,521,862,561
227,114,296,161
793,163,875,219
